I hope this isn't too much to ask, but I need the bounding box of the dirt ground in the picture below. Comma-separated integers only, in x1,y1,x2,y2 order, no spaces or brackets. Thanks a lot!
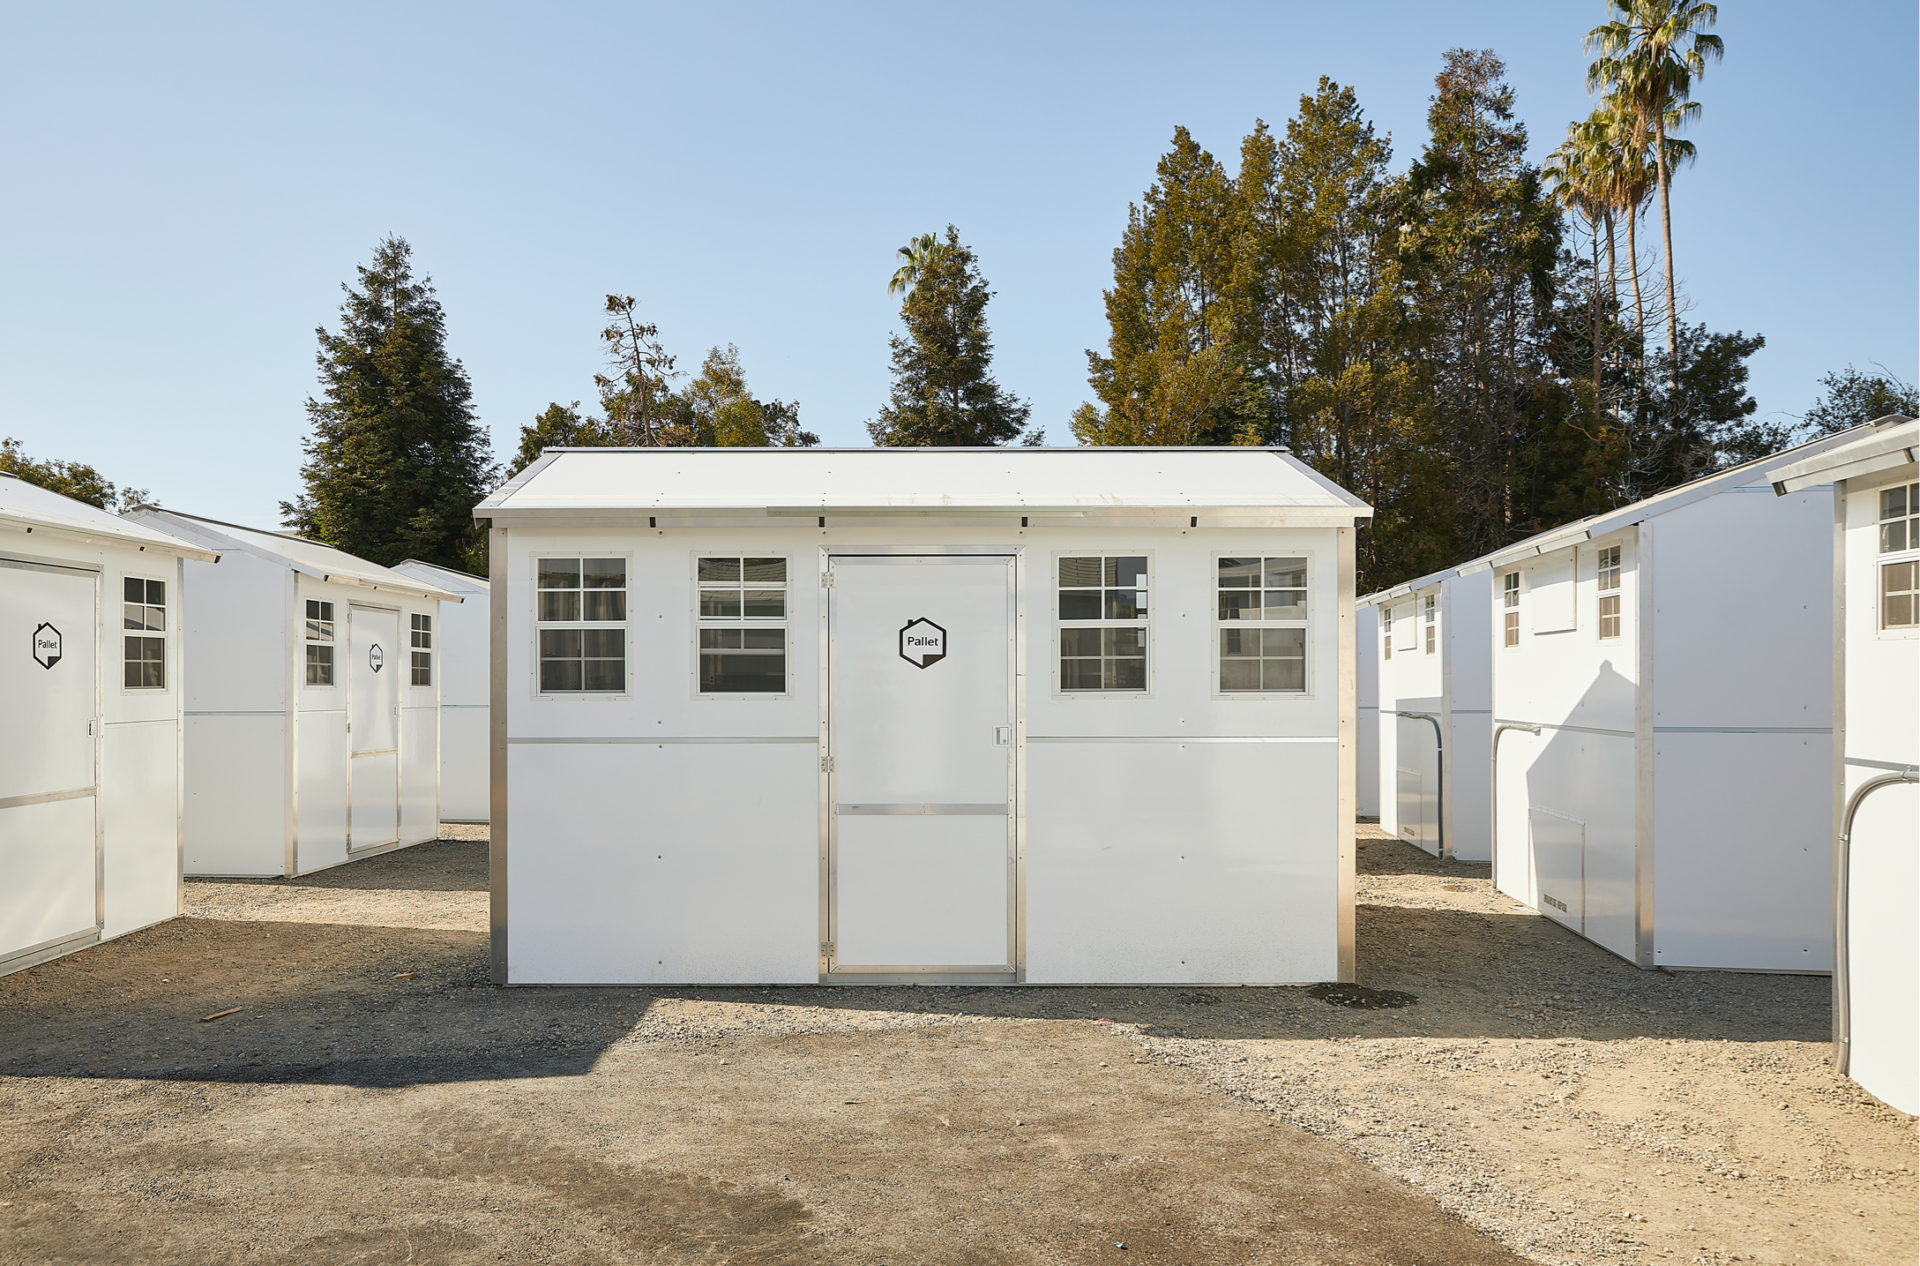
0,827,1911,1265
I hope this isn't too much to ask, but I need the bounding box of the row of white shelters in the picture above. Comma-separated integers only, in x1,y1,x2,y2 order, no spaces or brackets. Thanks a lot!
1358,566,1495,861
393,560,490,823
123,510,462,877
1,475,219,976
475,447,1371,987
1480,427,1869,971
1769,417,1918,1116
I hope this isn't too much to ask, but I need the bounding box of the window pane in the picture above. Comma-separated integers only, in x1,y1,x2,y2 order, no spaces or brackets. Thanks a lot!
701,650,784,692
1220,628,1259,657
1264,627,1306,658
125,605,143,631
538,559,580,589
582,558,625,588
538,591,580,622
1059,557,1101,587
1218,591,1259,620
699,628,741,649
1104,589,1142,620
306,618,333,642
699,589,741,618
1059,658,1104,690
582,628,624,657
1109,556,1147,587
1058,591,1101,620
1264,558,1306,589
743,590,785,618
540,659,583,692
1220,658,1260,691
743,557,786,584
411,652,431,687
306,644,334,686
742,628,784,650
582,591,626,621
539,628,582,658
1059,628,1103,657
582,657,625,692
146,579,166,604
1102,627,1146,656
1262,658,1305,691
1263,589,1305,617
1106,657,1147,690
124,577,144,602
698,557,740,582
1884,486,1909,519
1217,557,1259,588
1884,522,1910,553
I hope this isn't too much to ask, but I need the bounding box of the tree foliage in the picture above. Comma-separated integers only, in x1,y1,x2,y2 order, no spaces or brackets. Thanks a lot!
0,437,150,511
870,227,1033,447
1802,366,1919,436
281,236,496,575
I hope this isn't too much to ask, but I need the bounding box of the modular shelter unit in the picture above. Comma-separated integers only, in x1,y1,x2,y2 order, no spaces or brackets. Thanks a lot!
393,560,490,823
1354,603,1379,819
1770,417,1918,1115
1485,427,1870,972
123,510,462,877
1,475,219,976
1358,567,1495,861
479,447,1371,987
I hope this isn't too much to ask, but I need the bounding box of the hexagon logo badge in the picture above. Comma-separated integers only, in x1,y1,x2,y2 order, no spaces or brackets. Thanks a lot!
368,643,385,673
898,617,946,669
31,622,62,670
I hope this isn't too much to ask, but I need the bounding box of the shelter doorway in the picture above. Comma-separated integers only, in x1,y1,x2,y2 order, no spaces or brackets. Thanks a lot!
348,605,400,850
0,559,97,959
826,554,1016,978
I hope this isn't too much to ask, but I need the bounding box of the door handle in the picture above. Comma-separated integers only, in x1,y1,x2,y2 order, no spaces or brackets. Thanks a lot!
995,726,1011,746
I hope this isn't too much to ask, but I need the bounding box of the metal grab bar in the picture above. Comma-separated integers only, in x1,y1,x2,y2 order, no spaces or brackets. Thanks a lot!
1396,710,1448,861
1833,766,1918,1076
1489,722,1542,891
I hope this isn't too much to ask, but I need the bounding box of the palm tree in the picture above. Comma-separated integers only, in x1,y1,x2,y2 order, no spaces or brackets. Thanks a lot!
1586,0,1723,387
1545,123,1612,411
887,233,949,297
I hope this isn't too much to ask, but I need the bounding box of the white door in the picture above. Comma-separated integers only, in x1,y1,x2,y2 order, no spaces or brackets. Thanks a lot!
348,606,400,850
828,555,1015,975
0,560,98,960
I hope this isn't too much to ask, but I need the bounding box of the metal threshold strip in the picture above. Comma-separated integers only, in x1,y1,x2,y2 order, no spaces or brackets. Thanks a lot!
0,786,96,811
835,803,1006,816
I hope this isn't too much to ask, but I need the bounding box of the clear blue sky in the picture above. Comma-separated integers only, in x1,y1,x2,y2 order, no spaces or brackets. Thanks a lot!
1,2,1913,527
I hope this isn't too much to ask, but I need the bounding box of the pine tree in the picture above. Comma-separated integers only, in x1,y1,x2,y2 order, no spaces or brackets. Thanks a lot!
869,227,1032,446
282,237,495,573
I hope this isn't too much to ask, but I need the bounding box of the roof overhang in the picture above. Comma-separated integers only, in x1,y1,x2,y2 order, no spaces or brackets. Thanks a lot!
1770,419,1918,495
0,507,221,562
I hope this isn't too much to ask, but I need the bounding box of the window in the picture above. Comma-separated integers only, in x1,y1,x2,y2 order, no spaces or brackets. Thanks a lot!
410,613,433,686
1216,556,1307,692
1597,545,1622,639
1502,572,1520,648
304,599,335,686
1423,593,1436,654
1884,561,1918,630
1059,555,1147,691
537,558,627,692
123,576,166,689
697,556,786,693
1880,482,1918,553
1382,606,1392,660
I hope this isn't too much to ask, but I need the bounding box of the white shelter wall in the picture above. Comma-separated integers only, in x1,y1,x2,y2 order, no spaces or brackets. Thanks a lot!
1376,585,1443,844
179,552,286,714
399,707,439,845
1354,604,1378,818
439,707,488,822
1844,779,1918,1114
101,720,180,937
1844,465,1918,764
0,799,95,959
432,583,489,707
296,711,348,873
1493,533,1640,735
1444,569,1495,860
184,715,285,875
1653,732,1832,971
1509,727,1637,958
1653,488,1833,728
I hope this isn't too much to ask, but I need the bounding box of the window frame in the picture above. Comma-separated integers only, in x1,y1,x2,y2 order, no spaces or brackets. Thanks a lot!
1423,592,1437,655
1051,549,1153,699
1876,480,1920,637
1876,479,1919,555
1381,604,1392,661
1501,571,1521,649
1211,551,1313,700
531,552,632,699
303,596,337,689
692,551,794,700
1596,543,1623,641
410,611,433,688
121,574,168,692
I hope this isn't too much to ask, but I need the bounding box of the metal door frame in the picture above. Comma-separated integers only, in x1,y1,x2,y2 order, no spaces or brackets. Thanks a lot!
818,547,1024,985
345,601,403,852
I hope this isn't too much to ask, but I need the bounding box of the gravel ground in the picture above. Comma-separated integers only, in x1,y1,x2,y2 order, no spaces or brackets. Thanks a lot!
3,824,1912,1265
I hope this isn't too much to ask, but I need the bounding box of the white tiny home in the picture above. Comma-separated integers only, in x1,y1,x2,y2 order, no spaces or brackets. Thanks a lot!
1,475,219,976
477,447,1371,987
122,510,461,876
1358,566,1496,861
1486,427,1870,972
1770,417,1918,1115
393,560,490,823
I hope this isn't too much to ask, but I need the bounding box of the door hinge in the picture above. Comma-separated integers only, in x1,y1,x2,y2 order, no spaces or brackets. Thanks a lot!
821,571,835,589
819,941,835,958
820,756,834,773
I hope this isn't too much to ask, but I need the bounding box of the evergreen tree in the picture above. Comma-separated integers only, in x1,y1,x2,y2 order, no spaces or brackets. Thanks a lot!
281,237,495,574
1802,366,1919,435
869,227,1032,446
672,345,818,448
0,437,149,510
508,402,618,477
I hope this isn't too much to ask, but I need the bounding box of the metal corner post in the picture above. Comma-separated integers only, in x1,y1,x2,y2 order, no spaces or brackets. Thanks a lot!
1336,525,1357,983
488,526,509,984
1631,522,1656,969
1828,481,1847,1064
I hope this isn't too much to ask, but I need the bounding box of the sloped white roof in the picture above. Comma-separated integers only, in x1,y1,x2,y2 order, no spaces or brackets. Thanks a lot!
123,509,463,602
393,558,489,597
0,473,220,561
476,447,1372,524
1769,416,1916,493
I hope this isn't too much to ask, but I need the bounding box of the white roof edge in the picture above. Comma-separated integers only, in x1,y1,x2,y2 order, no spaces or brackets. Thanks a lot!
126,508,463,602
1769,418,1917,494
0,479,221,561
393,559,489,595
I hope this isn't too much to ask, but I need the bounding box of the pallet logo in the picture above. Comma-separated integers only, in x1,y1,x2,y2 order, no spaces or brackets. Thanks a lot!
898,618,946,669
31,622,62,670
